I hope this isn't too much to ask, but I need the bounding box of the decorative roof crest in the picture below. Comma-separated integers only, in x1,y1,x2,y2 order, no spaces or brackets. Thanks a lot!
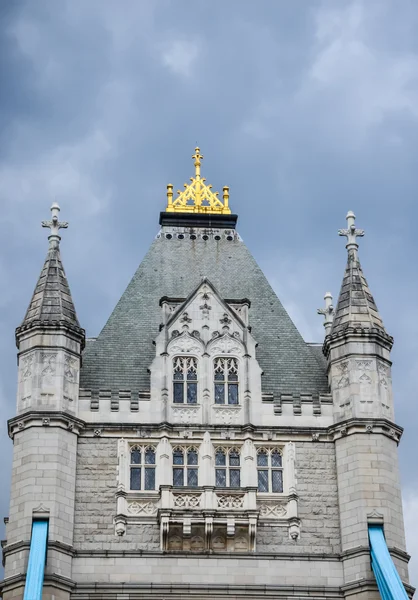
41,202,68,247
166,147,231,214
338,211,364,259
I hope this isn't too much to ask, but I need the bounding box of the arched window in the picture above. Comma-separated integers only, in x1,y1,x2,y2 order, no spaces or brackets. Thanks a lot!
214,358,239,404
215,448,241,487
173,447,198,487
257,448,283,493
173,357,198,404
130,446,156,491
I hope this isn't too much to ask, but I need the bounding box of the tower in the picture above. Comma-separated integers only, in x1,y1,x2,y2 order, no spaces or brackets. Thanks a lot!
2,204,84,600
321,211,410,598
1,153,412,599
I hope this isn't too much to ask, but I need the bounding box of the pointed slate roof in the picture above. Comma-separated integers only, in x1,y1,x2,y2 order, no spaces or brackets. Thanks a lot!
330,254,385,335
16,204,84,341
329,211,390,342
80,220,329,395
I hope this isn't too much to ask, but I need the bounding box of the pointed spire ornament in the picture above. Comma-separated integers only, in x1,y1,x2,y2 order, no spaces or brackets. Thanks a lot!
338,211,364,260
41,202,68,247
317,292,334,335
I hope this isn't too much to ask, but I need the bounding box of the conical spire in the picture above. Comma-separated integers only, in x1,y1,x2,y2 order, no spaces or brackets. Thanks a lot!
16,203,84,341
329,212,389,339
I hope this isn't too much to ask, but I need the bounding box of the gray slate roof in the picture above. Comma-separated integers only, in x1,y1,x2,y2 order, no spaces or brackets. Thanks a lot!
17,244,84,338
330,254,386,335
80,231,328,395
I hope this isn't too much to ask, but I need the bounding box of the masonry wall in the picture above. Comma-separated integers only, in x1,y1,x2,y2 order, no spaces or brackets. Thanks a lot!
74,437,341,555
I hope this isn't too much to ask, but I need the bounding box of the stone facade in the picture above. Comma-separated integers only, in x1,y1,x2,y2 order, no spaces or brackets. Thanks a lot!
0,200,413,600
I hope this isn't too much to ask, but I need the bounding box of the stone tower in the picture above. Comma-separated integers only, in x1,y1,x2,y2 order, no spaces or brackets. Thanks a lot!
322,211,409,598
2,204,85,600
0,152,412,599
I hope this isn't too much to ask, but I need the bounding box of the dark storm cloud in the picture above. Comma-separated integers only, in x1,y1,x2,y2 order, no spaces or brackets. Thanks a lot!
1,0,418,582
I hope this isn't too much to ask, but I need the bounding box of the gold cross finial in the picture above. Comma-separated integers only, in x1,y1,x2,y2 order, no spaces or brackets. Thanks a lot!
192,147,203,179
166,147,231,214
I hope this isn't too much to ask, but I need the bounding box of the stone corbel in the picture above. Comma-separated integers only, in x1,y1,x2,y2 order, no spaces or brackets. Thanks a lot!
205,516,213,550
288,517,301,541
249,517,257,551
114,515,126,537
227,516,235,537
160,513,170,550
183,517,192,538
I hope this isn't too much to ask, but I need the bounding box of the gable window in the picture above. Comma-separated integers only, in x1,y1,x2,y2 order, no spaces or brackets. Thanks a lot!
173,447,198,487
215,448,241,487
257,448,283,493
130,446,156,491
173,357,198,404
214,357,239,404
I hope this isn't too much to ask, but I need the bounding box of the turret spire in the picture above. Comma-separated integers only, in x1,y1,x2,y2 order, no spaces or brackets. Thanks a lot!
329,211,389,340
16,204,84,341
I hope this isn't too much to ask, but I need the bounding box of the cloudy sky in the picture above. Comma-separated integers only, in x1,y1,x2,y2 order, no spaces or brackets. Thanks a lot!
1,0,417,586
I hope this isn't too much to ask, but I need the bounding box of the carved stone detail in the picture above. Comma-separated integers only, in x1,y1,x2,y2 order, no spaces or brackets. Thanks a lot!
258,503,287,518
64,355,77,381
41,352,57,377
21,355,33,380
213,405,242,425
127,501,158,516
217,495,244,509
173,494,202,508
208,334,243,356
172,406,200,424
168,333,203,355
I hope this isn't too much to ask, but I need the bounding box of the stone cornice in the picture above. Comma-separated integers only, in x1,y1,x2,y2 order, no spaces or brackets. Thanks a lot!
340,544,410,563
0,572,75,594
8,411,85,439
323,326,393,358
341,577,415,598
328,417,403,444
2,538,75,559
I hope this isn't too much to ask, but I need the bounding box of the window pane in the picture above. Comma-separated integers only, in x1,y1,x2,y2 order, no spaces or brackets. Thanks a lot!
188,468,198,487
272,470,283,493
215,384,225,404
131,449,141,465
187,382,197,404
187,367,197,381
215,468,226,486
173,468,184,486
228,372,238,382
173,450,184,465
173,370,184,381
214,371,224,381
230,469,241,488
271,450,282,468
173,382,184,403
229,451,240,466
145,467,155,490
187,449,198,465
145,448,155,464
215,450,226,466
258,469,269,492
257,451,268,467
228,384,238,405
130,467,141,490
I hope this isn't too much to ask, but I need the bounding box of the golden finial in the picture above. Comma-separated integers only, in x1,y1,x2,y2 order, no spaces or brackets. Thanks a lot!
166,147,231,214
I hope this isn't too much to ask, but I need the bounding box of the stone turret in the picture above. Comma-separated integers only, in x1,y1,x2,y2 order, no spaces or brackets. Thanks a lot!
3,204,84,600
323,211,409,598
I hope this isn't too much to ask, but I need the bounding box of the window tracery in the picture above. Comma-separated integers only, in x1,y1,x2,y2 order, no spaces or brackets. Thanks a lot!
256,448,283,493
214,357,239,404
173,357,198,404
172,446,199,487
129,445,156,491
215,447,241,487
